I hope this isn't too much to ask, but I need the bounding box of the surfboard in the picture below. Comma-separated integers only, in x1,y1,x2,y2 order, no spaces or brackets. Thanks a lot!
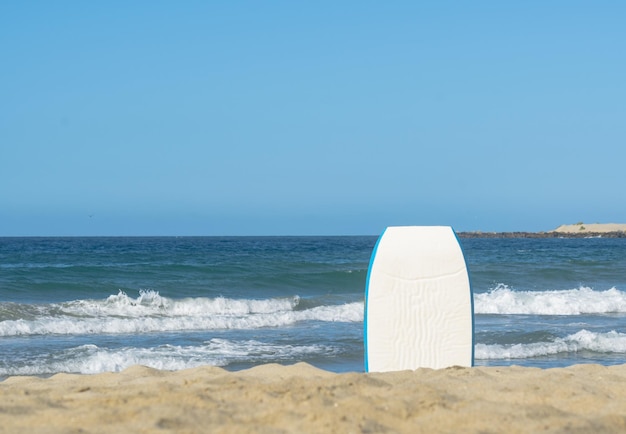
364,226,474,372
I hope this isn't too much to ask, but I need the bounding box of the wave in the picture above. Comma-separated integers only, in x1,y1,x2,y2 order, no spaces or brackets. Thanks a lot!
0,291,364,337
474,284,626,315
66,290,302,317
0,338,336,376
6,284,626,337
476,330,626,359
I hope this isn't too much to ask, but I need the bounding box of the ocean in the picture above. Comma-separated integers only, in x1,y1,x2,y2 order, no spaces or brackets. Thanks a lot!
1,235,626,379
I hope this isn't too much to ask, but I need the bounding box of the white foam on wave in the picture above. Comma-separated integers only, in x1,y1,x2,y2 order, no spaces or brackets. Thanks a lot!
0,339,335,376
476,329,626,359
0,292,365,337
475,284,626,315
61,290,300,317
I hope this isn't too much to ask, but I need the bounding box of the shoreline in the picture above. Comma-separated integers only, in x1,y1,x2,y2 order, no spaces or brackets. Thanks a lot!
459,223,626,238
458,231,626,238
3,362,626,432
3,223,626,239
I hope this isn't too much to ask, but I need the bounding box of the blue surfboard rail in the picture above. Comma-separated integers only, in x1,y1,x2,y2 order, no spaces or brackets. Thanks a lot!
363,228,387,373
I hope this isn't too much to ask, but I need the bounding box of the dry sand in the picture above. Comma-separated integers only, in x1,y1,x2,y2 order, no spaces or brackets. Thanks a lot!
552,223,626,233
2,363,626,433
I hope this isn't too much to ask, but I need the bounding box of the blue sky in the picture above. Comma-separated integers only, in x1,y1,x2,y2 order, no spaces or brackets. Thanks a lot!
2,2,625,236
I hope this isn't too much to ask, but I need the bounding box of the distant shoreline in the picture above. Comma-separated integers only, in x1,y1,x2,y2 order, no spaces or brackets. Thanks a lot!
2,223,626,238
459,223,626,238
457,231,626,238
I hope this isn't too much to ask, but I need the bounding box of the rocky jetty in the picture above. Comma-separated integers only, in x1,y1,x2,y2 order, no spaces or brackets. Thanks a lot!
458,231,626,239
458,223,626,238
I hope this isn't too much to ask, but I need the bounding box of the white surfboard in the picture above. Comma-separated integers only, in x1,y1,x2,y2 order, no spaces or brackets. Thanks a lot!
365,226,474,372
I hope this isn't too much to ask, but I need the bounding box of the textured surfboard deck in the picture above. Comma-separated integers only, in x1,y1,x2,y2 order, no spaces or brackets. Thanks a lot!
365,226,474,372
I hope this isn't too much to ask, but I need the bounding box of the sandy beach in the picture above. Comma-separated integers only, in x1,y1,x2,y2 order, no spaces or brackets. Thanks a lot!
552,223,626,233
2,363,626,433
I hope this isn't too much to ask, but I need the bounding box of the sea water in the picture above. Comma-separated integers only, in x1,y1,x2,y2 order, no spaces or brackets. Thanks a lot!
1,236,625,379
